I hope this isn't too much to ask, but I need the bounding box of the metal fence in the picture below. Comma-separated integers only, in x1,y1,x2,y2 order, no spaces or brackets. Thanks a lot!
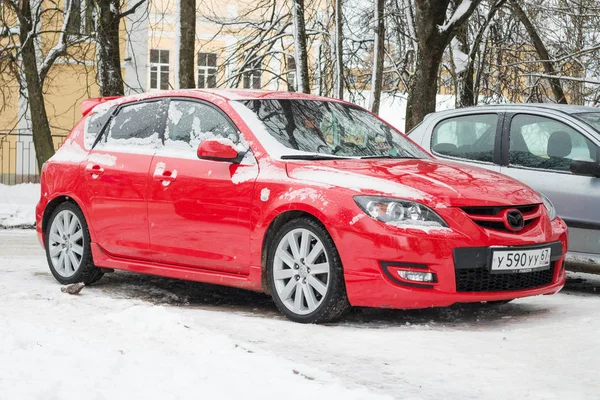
0,130,67,185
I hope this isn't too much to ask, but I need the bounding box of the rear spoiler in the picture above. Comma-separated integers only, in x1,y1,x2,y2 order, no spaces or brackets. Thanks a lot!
81,96,120,117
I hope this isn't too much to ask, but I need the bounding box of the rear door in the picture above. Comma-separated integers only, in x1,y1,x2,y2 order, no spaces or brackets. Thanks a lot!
147,98,258,274
499,113,600,255
417,112,504,172
80,100,166,260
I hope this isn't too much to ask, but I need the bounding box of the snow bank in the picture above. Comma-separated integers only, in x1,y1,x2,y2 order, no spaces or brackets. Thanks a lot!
0,230,389,400
0,183,39,228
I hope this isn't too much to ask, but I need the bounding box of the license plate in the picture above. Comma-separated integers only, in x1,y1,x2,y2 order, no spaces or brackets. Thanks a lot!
491,247,551,272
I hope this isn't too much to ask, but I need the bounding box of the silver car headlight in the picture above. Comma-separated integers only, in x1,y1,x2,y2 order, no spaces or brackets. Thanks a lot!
354,196,447,227
540,193,557,220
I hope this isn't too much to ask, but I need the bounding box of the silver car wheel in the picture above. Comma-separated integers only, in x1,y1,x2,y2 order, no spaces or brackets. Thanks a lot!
273,228,330,315
48,210,84,278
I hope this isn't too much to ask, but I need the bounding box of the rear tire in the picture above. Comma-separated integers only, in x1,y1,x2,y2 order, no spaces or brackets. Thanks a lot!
268,217,349,323
45,202,104,285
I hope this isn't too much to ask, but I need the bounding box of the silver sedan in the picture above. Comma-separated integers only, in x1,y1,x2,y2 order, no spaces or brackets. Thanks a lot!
407,104,600,273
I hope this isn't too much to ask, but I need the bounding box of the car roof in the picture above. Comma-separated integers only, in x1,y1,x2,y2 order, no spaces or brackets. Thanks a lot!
425,103,599,120
123,89,344,103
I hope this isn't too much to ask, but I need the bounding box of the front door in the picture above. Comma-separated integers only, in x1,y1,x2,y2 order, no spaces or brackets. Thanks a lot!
500,113,600,255
80,100,166,260
147,99,258,274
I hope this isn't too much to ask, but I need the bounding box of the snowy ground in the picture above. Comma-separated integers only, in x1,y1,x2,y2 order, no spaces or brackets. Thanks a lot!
0,183,39,228
1,230,599,399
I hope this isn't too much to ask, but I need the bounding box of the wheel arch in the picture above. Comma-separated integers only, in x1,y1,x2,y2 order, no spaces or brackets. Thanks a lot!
42,195,92,239
260,209,331,294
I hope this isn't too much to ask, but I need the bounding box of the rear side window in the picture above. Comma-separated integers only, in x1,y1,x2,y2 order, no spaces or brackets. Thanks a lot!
84,108,113,149
432,114,498,163
99,101,165,150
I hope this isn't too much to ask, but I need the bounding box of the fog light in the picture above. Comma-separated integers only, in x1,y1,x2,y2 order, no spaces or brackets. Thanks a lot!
397,270,434,282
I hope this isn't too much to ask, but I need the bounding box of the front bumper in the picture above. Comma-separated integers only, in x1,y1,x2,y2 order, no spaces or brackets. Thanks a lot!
335,209,568,309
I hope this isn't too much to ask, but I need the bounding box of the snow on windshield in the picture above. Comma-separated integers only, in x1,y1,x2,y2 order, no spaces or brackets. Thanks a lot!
230,99,429,160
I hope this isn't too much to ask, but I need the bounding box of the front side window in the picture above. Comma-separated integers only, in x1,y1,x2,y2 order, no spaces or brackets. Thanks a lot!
150,49,170,90
99,101,164,150
431,114,498,163
509,114,598,172
197,52,217,89
234,99,429,159
164,100,245,156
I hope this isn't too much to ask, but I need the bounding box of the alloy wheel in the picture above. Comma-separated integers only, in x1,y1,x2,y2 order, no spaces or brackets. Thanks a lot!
273,228,331,315
48,210,84,278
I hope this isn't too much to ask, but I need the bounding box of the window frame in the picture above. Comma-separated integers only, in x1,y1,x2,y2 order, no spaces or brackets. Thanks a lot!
502,112,600,175
93,99,167,151
197,52,218,89
149,49,171,90
428,112,504,166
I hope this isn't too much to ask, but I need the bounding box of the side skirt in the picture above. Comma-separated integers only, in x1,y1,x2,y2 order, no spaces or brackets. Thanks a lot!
90,243,264,292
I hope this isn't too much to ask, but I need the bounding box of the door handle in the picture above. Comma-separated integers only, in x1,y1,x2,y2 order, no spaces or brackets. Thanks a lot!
153,169,177,184
85,164,104,177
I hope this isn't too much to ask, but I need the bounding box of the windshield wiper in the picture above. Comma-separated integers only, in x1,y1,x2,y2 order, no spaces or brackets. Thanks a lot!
280,154,352,160
360,155,417,159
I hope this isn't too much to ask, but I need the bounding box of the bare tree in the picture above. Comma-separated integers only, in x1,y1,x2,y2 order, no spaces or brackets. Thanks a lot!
1,0,88,168
405,0,482,131
291,0,310,93
179,0,196,89
509,0,567,103
334,0,344,99
369,0,385,113
92,0,147,96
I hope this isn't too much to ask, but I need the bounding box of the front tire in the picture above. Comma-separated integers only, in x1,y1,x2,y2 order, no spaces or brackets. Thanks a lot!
268,217,349,323
45,202,103,285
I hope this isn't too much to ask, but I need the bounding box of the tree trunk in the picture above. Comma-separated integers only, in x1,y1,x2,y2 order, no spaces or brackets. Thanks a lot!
510,0,567,104
18,0,55,169
404,0,481,131
455,23,475,108
179,0,196,89
291,0,310,94
369,0,385,114
94,0,125,97
334,0,343,99
406,45,446,131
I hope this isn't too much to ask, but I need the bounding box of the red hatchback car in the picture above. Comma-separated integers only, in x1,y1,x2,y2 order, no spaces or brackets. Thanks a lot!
36,89,568,323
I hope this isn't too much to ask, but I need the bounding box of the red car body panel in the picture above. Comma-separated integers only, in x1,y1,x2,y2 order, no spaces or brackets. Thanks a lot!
36,89,568,309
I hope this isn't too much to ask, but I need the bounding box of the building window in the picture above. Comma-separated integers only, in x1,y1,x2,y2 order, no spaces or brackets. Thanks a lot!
150,49,170,90
197,52,217,89
66,0,93,36
286,56,297,92
243,61,261,89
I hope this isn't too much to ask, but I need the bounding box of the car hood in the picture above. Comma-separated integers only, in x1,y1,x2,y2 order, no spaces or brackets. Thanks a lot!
285,158,541,208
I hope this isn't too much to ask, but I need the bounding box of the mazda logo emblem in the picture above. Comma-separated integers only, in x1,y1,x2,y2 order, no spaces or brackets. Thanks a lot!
504,209,524,231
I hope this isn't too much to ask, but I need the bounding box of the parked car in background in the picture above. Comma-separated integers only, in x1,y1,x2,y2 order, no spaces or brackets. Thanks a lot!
37,90,568,323
407,104,600,273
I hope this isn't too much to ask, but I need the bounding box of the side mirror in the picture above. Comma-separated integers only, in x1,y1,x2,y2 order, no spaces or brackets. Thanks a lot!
570,160,600,178
197,139,243,163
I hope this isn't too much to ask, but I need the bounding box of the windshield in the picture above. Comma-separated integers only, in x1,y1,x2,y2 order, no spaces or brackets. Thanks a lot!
575,112,600,133
234,99,429,159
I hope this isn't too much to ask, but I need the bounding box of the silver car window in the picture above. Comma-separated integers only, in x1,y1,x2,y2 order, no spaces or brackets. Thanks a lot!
431,114,498,163
509,114,598,172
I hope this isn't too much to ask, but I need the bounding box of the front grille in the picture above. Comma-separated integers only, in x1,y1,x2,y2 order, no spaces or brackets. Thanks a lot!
460,204,541,233
455,263,555,292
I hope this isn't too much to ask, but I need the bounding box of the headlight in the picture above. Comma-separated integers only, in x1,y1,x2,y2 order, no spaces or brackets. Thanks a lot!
354,196,447,227
540,193,557,220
